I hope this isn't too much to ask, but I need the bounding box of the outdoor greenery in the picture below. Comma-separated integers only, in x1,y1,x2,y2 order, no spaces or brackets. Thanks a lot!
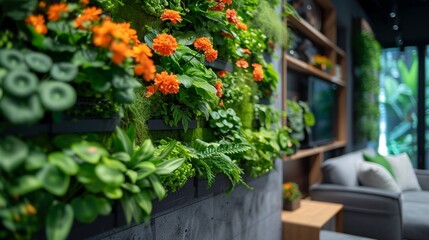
0,0,302,239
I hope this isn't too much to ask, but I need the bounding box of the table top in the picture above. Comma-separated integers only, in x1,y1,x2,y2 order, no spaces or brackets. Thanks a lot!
281,200,343,228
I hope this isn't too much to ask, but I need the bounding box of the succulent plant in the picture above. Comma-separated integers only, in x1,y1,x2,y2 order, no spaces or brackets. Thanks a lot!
209,108,242,136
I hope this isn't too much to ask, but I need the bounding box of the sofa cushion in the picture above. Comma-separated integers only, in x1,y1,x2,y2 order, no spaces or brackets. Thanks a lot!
403,202,429,240
385,153,421,191
322,150,370,186
363,153,396,179
402,191,429,204
357,161,401,192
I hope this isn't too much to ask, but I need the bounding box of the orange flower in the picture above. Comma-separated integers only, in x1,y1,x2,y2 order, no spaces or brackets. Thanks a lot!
219,100,224,107
154,71,180,94
133,44,153,62
160,9,182,24
252,63,264,81
92,18,116,47
194,37,213,52
242,48,251,54
215,81,223,98
236,22,247,30
217,70,228,78
25,14,47,34
81,0,90,5
221,0,232,5
109,41,133,64
38,1,46,8
134,58,156,82
205,48,218,62
221,31,233,38
47,3,69,21
74,6,102,28
145,85,157,98
152,33,178,56
210,2,225,11
226,9,239,24
283,183,292,190
236,59,248,68
113,22,139,46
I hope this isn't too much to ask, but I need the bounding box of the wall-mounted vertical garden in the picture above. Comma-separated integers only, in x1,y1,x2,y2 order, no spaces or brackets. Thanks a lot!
0,0,297,239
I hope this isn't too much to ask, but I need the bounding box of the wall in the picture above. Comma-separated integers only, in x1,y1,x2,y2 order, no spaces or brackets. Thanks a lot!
85,159,283,240
331,0,369,152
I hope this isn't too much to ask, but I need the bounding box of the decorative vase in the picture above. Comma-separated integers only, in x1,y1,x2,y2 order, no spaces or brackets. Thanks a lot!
283,198,300,211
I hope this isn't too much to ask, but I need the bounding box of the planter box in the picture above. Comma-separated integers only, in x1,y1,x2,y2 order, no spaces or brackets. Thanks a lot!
51,114,120,134
152,179,196,216
0,123,50,137
204,59,233,72
283,198,300,211
195,174,231,198
147,119,197,131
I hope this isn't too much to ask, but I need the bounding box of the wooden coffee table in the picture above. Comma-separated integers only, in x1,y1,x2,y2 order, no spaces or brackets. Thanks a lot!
282,200,343,240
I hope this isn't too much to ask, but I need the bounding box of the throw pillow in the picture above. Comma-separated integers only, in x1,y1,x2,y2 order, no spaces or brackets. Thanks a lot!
322,150,367,186
385,153,421,191
358,161,401,192
363,152,396,179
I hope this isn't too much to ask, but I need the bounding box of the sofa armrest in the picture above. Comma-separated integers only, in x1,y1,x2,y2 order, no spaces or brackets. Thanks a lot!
310,184,402,240
415,169,429,191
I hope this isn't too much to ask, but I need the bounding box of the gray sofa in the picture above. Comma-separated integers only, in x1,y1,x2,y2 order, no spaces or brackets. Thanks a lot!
310,150,429,240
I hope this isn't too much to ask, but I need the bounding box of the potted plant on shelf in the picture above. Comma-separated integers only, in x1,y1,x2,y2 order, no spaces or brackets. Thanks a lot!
283,181,302,211
312,54,333,72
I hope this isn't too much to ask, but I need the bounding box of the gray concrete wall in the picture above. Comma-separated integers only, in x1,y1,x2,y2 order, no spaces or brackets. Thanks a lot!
90,159,283,240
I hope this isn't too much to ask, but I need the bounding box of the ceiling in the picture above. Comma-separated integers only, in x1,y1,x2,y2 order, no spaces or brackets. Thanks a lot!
357,0,429,47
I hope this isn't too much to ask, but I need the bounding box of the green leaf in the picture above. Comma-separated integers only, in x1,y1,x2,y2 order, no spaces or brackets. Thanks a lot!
71,195,98,223
175,31,197,45
206,11,225,23
37,165,70,196
95,164,125,186
156,140,177,160
52,134,82,149
112,152,131,162
10,175,42,196
102,157,127,172
135,190,152,215
125,170,138,183
96,198,112,216
71,141,107,164
76,163,97,184
156,158,185,175
46,203,74,240
48,152,78,175
103,186,123,199
148,175,165,200
178,75,194,88
121,183,140,193
25,151,47,171
135,162,156,179
0,136,29,172
113,127,133,155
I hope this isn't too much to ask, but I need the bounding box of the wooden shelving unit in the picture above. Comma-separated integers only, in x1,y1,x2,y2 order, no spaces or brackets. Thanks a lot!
282,0,347,186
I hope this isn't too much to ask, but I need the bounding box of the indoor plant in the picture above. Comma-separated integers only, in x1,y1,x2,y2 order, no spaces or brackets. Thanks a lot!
282,181,302,211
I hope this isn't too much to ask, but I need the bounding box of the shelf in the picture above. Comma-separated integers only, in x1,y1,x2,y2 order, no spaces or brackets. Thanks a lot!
285,54,346,86
283,140,347,161
287,15,345,57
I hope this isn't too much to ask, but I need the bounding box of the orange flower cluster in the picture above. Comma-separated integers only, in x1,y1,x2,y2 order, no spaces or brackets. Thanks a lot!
133,44,156,81
252,63,264,81
215,81,223,98
242,48,251,54
160,9,182,24
145,71,180,97
193,37,218,62
92,18,141,64
236,22,247,31
217,70,228,78
47,2,69,21
226,9,239,24
152,33,178,56
210,0,232,11
74,6,102,29
236,59,248,68
25,14,47,34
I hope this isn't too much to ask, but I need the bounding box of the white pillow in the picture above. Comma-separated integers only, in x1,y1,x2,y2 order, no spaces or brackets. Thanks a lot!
358,161,401,192
385,153,421,191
